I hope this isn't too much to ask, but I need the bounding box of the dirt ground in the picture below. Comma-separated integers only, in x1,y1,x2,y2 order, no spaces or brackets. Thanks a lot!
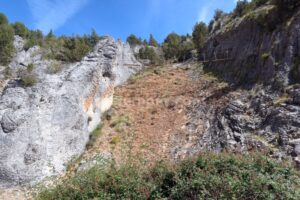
79,63,204,168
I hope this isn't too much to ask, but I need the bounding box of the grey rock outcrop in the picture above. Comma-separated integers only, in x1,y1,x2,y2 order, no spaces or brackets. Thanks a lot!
203,5,300,87
0,36,142,187
183,5,300,162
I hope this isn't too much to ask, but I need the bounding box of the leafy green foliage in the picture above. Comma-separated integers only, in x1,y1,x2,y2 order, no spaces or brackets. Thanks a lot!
148,34,159,47
139,46,160,64
162,33,195,61
214,9,225,21
192,22,208,52
0,24,14,65
86,125,103,150
12,22,29,38
233,0,253,17
24,30,44,50
253,0,269,7
127,34,142,46
0,13,8,25
21,74,37,87
57,36,92,62
162,32,182,60
27,63,34,72
36,153,300,200
43,30,99,62
177,37,195,62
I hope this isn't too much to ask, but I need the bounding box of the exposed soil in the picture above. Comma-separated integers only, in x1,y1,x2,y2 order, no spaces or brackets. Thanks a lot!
76,63,239,169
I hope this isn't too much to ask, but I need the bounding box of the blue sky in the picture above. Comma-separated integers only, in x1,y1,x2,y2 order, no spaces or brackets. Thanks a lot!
0,0,237,42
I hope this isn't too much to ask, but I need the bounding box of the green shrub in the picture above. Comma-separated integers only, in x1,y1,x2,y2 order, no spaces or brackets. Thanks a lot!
234,0,252,17
12,22,29,38
86,125,103,150
0,13,8,25
127,34,142,46
192,22,208,53
177,39,195,62
21,74,37,87
27,63,34,72
162,32,182,60
253,0,269,7
0,24,15,65
214,9,225,21
148,34,159,47
139,46,160,64
58,37,92,62
36,153,300,200
24,30,44,50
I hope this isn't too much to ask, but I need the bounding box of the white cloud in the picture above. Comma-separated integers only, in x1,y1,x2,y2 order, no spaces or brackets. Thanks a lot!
198,6,209,23
27,0,89,33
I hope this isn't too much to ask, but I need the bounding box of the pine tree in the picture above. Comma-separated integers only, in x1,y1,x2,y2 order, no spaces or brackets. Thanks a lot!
149,34,159,47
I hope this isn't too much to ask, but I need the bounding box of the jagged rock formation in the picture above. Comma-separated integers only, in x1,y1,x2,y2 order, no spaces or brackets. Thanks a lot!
0,36,142,187
193,5,300,161
203,5,300,87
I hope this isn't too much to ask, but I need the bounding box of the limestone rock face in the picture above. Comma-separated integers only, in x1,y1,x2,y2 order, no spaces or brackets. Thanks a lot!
0,36,142,186
203,5,300,87
185,6,300,162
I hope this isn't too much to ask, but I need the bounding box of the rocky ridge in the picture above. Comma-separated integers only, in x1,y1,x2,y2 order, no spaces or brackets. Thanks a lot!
186,5,300,163
0,36,142,187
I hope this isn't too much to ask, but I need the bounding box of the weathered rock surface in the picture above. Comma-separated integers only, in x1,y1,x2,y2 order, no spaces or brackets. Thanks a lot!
185,5,300,162
0,36,142,187
203,5,300,87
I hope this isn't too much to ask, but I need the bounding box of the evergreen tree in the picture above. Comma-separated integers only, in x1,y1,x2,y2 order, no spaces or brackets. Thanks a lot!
88,29,99,46
162,33,181,59
148,34,159,47
192,22,208,52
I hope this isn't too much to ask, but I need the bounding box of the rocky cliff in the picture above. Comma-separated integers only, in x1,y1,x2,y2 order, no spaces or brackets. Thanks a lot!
195,5,300,162
0,36,142,187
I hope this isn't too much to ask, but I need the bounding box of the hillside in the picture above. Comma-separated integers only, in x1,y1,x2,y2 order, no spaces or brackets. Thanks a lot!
2,0,300,199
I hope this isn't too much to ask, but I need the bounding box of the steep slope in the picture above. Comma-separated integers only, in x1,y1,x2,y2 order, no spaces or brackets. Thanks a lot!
197,4,300,161
0,36,142,186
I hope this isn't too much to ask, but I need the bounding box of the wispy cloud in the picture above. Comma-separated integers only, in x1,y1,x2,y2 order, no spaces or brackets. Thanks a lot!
198,0,215,24
27,0,89,33
198,7,209,23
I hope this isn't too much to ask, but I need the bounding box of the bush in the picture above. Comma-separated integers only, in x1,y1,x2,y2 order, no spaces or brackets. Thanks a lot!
177,37,195,62
149,34,159,47
27,63,34,72
0,13,8,25
233,0,253,17
162,33,182,60
20,74,37,87
127,34,142,46
139,46,160,64
12,22,29,38
0,24,15,65
58,36,92,62
214,9,224,21
192,22,208,53
36,153,300,200
24,30,44,50
253,0,269,7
